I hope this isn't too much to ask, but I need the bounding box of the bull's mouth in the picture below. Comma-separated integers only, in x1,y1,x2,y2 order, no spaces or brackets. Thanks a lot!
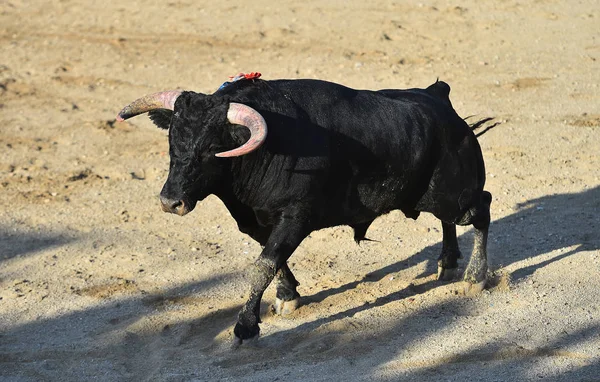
159,197,196,216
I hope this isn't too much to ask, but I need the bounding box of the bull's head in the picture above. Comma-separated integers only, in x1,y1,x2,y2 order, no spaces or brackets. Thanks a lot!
117,91,267,216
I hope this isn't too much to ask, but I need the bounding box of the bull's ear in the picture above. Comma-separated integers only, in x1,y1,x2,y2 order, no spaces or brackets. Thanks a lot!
148,109,173,130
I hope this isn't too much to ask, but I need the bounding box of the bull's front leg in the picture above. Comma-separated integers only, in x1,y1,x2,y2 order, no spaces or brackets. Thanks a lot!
233,213,309,346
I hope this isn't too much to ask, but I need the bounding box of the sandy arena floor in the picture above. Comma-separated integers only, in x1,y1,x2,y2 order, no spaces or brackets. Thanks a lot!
1,1,599,381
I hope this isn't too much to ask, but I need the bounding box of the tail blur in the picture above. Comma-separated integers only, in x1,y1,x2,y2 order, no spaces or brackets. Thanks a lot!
465,116,500,137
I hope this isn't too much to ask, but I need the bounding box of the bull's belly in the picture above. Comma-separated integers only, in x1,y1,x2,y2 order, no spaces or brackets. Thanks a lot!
319,177,417,227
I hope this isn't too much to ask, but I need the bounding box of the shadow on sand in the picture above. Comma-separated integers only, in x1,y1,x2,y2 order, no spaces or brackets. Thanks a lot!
0,226,76,263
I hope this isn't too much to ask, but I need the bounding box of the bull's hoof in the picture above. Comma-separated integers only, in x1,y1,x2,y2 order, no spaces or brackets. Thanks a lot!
461,279,486,296
232,333,260,349
437,266,458,281
232,322,260,349
273,297,300,316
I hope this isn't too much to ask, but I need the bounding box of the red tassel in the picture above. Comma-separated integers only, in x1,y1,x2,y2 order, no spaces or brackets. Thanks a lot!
243,72,261,80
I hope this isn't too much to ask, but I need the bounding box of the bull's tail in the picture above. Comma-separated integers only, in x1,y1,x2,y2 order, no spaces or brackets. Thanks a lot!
464,116,500,138
425,80,500,137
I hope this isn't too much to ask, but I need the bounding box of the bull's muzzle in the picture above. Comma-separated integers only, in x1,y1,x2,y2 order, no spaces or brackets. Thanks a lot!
160,196,190,216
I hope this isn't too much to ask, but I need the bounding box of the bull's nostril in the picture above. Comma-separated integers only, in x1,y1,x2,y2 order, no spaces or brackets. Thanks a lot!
174,200,186,214
160,196,185,214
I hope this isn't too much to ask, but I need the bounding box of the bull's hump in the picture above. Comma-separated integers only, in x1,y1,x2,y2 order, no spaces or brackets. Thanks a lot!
425,80,451,106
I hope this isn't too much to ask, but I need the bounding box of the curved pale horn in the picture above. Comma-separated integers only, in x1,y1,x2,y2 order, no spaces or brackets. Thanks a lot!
215,103,268,158
116,90,182,121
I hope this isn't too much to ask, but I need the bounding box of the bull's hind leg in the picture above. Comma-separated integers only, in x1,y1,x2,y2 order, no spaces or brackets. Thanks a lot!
437,222,462,281
273,263,300,316
458,191,492,295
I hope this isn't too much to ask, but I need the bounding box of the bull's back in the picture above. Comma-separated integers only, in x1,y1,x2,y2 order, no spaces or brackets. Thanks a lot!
271,80,439,163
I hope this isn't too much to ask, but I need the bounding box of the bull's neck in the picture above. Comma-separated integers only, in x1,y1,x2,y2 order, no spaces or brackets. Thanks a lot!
214,185,256,226
216,151,273,210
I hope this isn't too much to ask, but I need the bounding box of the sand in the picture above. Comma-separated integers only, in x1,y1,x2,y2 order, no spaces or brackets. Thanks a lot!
1,0,599,381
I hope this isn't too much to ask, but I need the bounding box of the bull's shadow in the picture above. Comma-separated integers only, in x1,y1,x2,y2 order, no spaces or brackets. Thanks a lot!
488,185,599,279
303,185,600,306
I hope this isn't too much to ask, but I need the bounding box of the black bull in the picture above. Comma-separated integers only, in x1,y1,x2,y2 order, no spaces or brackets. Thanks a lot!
117,78,492,345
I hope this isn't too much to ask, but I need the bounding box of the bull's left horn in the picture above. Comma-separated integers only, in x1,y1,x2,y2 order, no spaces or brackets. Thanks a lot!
116,90,182,121
215,103,268,158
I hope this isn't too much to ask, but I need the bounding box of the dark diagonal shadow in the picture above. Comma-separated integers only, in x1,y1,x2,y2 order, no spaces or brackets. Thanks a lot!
379,323,600,382
0,226,76,262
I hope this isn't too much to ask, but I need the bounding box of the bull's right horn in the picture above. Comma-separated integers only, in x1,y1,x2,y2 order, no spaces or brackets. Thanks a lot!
215,103,268,158
116,90,182,121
